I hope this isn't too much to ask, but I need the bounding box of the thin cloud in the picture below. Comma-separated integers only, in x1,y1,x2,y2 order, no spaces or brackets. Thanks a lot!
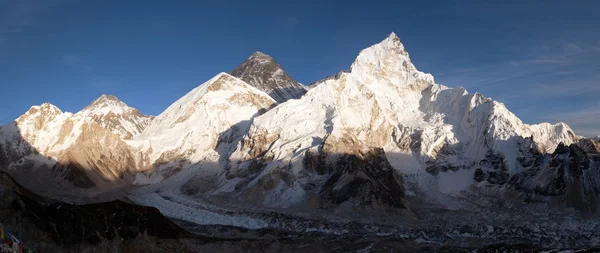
436,40,600,137
438,41,600,92
498,73,600,103
533,80,600,98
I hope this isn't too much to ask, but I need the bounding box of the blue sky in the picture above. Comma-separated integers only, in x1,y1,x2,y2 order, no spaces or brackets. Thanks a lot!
1,0,599,136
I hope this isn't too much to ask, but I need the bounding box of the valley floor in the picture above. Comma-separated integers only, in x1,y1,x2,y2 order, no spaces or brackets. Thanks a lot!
1,183,598,252
126,184,600,251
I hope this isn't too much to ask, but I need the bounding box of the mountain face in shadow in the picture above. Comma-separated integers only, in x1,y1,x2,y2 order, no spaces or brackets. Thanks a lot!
509,140,600,212
0,170,191,245
315,148,406,208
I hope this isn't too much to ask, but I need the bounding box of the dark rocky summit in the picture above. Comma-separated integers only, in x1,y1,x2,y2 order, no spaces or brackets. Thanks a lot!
231,51,306,103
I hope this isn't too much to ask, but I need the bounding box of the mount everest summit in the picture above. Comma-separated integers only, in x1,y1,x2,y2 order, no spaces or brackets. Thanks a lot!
231,51,307,103
1,32,599,248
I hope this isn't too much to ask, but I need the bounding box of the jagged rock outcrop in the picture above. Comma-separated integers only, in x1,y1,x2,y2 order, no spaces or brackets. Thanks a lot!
231,51,306,103
577,138,600,155
509,139,600,211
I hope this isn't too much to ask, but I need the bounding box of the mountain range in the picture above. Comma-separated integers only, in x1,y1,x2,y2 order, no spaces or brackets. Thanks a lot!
1,32,599,249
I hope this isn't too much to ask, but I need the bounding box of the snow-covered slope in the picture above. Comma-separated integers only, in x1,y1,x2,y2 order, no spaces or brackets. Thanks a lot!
131,72,276,182
231,52,306,103
218,33,580,208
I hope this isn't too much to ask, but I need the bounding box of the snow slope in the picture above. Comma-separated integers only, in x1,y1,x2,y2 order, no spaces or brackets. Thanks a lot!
130,72,276,182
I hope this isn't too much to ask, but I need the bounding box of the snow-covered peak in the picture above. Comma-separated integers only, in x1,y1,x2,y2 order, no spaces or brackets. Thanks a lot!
351,32,411,71
80,94,134,116
76,94,153,139
39,102,62,112
34,102,62,114
387,32,399,40
95,94,120,102
349,33,434,89
231,51,306,103
16,102,64,124
250,51,269,59
4,102,74,156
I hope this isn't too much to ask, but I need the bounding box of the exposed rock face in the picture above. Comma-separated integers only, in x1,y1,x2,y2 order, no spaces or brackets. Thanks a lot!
316,148,405,209
577,138,600,155
51,122,137,188
509,139,600,211
231,51,306,103
473,151,509,185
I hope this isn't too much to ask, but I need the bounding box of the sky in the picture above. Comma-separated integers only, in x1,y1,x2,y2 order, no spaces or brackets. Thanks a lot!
1,0,599,136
